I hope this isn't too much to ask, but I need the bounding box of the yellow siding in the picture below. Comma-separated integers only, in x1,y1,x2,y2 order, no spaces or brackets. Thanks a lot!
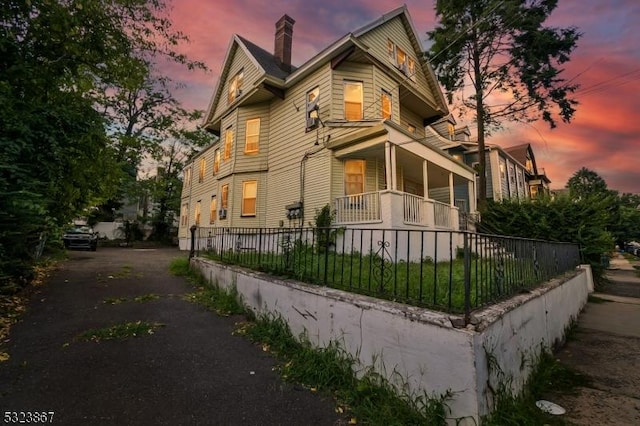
357,16,438,107
400,108,426,139
331,62,375,120
235,104,270,173
211,44,263,121
373,68,400,124
265,64,332,226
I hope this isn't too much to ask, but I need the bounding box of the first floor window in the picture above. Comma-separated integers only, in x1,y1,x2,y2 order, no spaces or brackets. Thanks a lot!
242,180,257,216
194,201,201,225
221,184,229,209
209,196,217,224
181,203,189,226
345,160,365,195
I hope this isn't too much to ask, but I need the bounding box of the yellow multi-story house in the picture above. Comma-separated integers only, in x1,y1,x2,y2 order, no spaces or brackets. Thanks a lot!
178,6,478,249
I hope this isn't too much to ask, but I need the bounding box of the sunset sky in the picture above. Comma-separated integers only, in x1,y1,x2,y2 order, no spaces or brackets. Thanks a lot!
164,0,640,194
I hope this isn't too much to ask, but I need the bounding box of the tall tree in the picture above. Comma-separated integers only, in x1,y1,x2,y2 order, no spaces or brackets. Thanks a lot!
428,0,581,207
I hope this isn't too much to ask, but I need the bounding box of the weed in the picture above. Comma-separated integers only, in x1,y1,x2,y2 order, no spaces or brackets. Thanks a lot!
483,351,590,425
77,321,164,342
133,294,160,303
103,297,128,305
169,257,190,276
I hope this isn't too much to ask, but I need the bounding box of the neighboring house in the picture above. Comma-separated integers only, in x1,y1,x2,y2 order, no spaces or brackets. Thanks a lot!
178,6,478,248
426,115,551,201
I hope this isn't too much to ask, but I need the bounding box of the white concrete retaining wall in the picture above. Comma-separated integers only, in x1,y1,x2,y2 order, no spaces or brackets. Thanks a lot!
191,257,592,424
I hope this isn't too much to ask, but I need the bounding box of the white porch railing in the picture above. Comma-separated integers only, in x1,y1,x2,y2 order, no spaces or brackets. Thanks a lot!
433,200,451,228
402,193,424,225
334,192,381,224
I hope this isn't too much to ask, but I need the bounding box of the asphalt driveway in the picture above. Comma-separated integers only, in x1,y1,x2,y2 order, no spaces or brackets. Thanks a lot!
0,247,340,425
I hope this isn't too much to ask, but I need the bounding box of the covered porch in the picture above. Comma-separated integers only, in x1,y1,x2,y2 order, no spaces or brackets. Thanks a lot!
329,123,477,230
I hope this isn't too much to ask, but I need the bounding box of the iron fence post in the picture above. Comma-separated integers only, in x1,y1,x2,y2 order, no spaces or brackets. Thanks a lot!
189,225,197,260
324,227,330,286
464,231,471,324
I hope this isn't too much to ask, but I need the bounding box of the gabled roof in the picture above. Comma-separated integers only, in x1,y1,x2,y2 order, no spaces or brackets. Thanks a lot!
205,6,448,127
237,36,295,80
503,143,532,166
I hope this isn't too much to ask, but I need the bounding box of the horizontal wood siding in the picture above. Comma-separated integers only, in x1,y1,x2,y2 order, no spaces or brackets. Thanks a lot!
212,44,262,121
265,64,332,226
235,103,270,173
231,172,267,228
218,110,239,179
373,68,400,124
357,16,437,107
331,62,375,120
399,107,426,139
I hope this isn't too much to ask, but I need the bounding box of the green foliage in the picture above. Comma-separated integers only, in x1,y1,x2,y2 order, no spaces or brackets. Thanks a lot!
76,321,164,342
0,0,206,285
428,0,581,205
479,194,613,283
242,314,450,425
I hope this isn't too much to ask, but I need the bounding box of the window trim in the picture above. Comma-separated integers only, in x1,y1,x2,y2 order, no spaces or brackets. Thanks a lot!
198,158,206,183
344,159,365,196
227,70,244,104
381,90,392,120
244,118,260,154
344,81,363,121
221,184,229,209
241,180,257,217
194,200,201,226
209,195,217,224
213,149,220,175
306,86,320,131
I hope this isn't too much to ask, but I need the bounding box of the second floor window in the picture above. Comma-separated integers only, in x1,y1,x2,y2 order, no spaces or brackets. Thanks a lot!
344,159,365,195
381,90,392,120
198,158,206,183
213,149,220,174
184,167,192,186
344,81,363,121
224,127,233,160
228,70,244,104
245,118,260,154
306,87,320,130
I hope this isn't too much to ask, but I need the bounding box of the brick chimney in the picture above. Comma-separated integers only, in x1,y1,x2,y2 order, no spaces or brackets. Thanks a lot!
274,15,295,73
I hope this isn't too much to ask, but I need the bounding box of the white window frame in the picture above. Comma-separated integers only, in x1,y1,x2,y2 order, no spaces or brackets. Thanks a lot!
224,127,233,160
194,200,201,226
213,149,220,174
381,90,392,120
344,81,363,121
241,180,257,217
244,118,260,154
209,195,217,224
221,184,229,209
198,158,206,183
344,159,365,196
228,70,244,104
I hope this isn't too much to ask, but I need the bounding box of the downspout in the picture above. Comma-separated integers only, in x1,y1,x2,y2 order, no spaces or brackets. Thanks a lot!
299,125,330,225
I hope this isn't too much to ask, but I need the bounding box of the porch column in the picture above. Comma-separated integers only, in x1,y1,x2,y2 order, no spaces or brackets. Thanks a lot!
448,172,454,206
385,142,396,191
422,160,429,199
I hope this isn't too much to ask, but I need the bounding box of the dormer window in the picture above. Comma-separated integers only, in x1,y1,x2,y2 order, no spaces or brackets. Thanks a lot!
387,39,416,81
228,70,244,104
447,123,455,140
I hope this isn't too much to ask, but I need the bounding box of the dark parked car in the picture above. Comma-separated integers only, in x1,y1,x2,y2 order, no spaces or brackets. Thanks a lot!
62,226,98,251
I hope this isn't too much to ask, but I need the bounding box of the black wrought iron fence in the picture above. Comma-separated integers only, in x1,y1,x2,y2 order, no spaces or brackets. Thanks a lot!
190,226,581,320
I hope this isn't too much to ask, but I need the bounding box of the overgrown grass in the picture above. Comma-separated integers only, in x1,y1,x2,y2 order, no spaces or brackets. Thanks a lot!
588,294,610,304
203,245,551,313
77,321,164,342
171,257,244,316
170,257,451,425
483,352,591,425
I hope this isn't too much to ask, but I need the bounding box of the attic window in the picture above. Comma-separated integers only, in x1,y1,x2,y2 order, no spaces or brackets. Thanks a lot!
228,70,244,104
447,123,455,140
344,81,363,121
387,39,416,82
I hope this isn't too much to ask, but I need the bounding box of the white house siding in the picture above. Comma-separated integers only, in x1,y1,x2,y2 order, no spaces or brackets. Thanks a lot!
356,16,438,108
331,61,375,120
265,65,332,227
211,43,263,122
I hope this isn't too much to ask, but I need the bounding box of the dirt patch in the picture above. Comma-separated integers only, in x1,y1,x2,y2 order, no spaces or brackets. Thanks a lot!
553,326,640,425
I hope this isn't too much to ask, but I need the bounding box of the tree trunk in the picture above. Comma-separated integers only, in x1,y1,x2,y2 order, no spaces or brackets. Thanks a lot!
472,34,487,211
